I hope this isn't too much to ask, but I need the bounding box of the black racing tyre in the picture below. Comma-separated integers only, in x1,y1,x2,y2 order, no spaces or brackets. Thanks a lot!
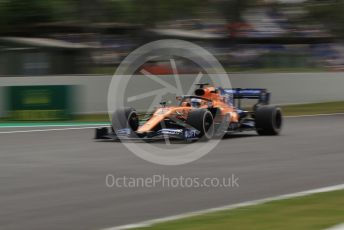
186,109,214,141
111,107,139,132
255,106,282,135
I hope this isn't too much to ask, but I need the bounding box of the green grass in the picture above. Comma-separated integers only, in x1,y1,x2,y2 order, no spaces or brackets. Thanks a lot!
281,101,344,116
68,101,344,121
90,66,328,75
1,101,343,123
225,66,328,73
0,114,110,123
73,114,109,122
134,189,344,230
89,66,117,75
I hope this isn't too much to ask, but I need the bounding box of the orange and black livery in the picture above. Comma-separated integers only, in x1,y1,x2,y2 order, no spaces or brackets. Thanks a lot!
95,83,283,141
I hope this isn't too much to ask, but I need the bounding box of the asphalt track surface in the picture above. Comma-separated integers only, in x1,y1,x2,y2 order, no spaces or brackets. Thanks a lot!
1,115,344,230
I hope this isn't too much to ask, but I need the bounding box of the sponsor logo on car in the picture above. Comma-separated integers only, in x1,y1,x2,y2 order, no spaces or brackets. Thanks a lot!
184,129,200,138
116,128,131,136
158,129,184,135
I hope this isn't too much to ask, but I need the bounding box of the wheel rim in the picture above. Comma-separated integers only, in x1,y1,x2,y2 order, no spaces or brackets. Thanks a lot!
203,112,214,138
273,109,282,131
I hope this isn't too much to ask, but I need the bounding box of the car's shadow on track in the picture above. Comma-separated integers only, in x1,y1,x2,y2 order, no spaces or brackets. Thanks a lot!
94,133,259,144
222,133,258,139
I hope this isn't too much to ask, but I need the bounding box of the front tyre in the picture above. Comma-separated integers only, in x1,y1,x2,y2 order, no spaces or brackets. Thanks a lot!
111,107,139,132
255,106,282,135
186,109,214,141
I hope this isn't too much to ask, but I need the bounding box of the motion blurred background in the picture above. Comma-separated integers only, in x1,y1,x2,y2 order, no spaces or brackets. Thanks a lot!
1,0,344,121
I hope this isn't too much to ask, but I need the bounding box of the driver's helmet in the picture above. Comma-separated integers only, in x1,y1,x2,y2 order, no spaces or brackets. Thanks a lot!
190,98,202,108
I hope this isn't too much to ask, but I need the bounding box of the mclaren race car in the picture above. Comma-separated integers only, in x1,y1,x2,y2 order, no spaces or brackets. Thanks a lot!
95,83,283,142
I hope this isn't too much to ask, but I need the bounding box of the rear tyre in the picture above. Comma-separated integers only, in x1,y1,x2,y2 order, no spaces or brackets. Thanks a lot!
186,109,214,141
255,106,282,135
111,107,139,132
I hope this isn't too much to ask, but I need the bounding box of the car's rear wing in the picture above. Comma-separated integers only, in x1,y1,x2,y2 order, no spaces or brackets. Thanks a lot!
219,88,270,107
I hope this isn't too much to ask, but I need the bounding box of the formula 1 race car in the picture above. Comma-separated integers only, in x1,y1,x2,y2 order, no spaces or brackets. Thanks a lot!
95,83,282,142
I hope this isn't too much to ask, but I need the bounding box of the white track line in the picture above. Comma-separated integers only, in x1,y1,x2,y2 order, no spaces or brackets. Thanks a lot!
0,123,108,128
102,184,344,230
286,113,344,118
0,126,104,134
0,113,343,134
327,224,344,230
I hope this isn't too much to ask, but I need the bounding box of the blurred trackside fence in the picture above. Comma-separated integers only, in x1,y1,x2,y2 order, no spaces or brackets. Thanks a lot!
0,73,344,120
